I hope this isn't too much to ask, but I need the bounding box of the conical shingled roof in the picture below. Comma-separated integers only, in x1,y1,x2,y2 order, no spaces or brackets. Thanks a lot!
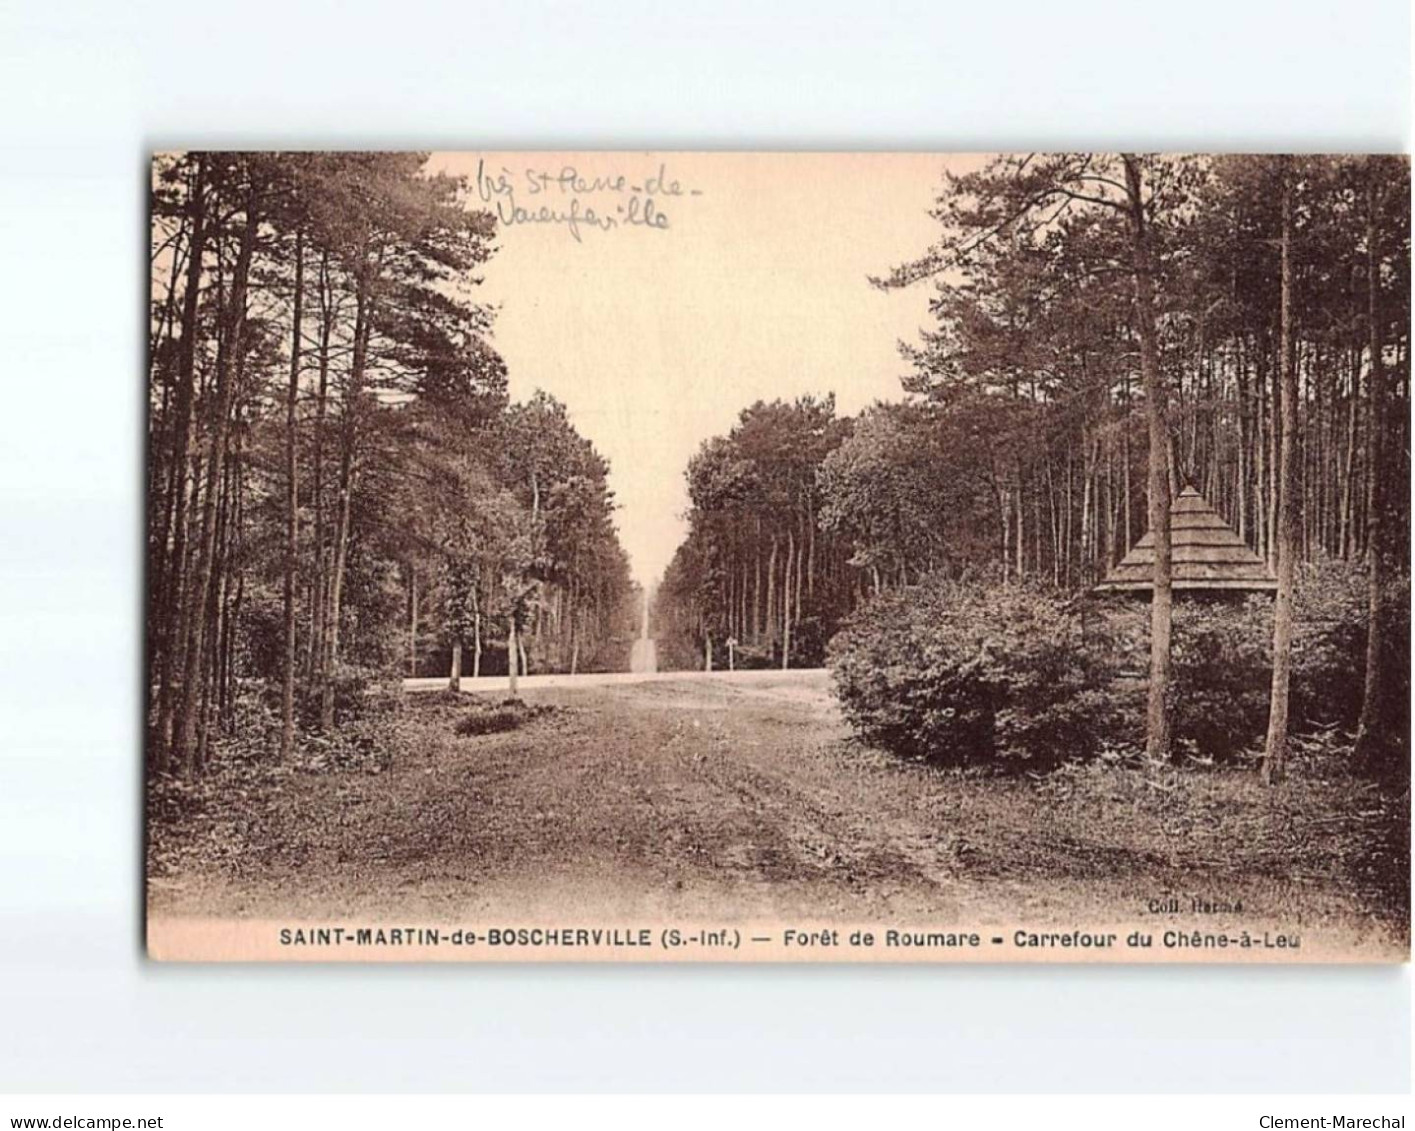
1095,486,1277,593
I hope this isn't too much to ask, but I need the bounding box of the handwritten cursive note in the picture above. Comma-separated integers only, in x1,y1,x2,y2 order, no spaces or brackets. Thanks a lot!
474,160,703,243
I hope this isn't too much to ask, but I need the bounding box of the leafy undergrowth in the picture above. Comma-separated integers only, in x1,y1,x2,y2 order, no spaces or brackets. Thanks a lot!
146,689,561,882
146,680,1407,944
455,698,556,736
881,724,1410,921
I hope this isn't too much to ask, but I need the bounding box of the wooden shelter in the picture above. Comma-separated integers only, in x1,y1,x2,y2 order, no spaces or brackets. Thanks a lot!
1095,486,1277,594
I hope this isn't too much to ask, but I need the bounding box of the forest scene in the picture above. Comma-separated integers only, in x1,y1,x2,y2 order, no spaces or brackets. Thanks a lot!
146,153,638,774
146,152,1409,961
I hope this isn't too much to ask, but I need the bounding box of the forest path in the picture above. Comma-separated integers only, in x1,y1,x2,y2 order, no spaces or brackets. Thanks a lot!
628,637,658,673
150,671,992,923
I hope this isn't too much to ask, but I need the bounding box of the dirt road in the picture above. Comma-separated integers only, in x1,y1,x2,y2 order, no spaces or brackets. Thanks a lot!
147,671,1407,954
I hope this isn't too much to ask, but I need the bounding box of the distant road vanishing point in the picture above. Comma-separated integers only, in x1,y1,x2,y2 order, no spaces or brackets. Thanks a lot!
630,588,657,673
629,636,658,674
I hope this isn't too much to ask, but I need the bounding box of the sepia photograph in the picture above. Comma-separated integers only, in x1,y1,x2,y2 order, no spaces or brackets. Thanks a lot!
143,151,1410,963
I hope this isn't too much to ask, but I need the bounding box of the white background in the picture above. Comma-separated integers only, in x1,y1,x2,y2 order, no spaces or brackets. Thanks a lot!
0,0,1409,1094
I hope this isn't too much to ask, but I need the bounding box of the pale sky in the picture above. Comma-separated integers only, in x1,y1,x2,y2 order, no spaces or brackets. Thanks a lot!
429,152,983,587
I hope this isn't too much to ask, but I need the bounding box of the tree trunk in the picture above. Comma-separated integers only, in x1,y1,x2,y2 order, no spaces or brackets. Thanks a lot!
781,531,794,670
1122,429,1132,552
448,640,462,693
319,266,371,730
1354,168,1388,771
1267,339,1280,571
508,618,520,697
1000,482,1012,581
279,230,304,760
1263,163,1297,785
172,191,258,775
1262,345,1273,557
794,516,805,622
305,252,333,687
1236,344,1250,543
320,441,355,730
753,543,762,642
408,565,419,678
473,596,483,679
765,536,778,643
1016,472,1026,576
203,448,233,765
1338,350,1358,559
1123,155,1174,763
1080,437,1094,584
740,557,749,644
806,505,816,598
152,156,208,773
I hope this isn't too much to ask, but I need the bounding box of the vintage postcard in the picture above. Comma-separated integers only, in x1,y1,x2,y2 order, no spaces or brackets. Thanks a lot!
145,152,1410,962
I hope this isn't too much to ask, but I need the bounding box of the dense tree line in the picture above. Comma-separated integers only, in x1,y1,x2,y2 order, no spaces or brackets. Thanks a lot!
655,154,1409,774
869,154,1410,590
147,152,633,777
653,396,859,670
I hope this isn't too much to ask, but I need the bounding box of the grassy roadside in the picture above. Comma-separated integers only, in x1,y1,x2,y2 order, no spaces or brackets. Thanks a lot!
146,677,1409,954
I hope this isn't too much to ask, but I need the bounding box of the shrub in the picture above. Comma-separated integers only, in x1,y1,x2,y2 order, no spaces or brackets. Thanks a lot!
828,576,1129,768
1095,559,1407,762
294,662,392,728
1169,596,1273,760
727,641,776,670
1290,560,1407,736
785,615,832,668
727,622,831,670
233,587,285,683
829,560,1408,770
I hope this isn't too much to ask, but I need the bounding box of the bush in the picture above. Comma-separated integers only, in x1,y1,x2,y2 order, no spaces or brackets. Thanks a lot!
785,615,832,668
454,698,552,736
726,622,831,670
829,560,1409,770
1168,597,1273,760
1291,560,1407,736
294,662,393,728
828,576,1129,768
233,588,285,683
1115,559,1409,760
730,642,775,668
